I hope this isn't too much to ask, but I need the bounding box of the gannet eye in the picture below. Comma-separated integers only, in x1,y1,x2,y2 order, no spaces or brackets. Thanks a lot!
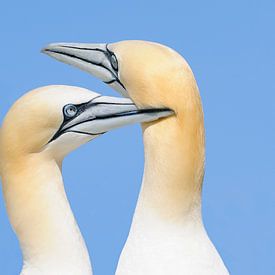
110,54,118,71
64,104,78,118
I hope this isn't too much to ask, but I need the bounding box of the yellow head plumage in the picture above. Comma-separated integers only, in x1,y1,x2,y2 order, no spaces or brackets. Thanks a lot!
110,41,201,114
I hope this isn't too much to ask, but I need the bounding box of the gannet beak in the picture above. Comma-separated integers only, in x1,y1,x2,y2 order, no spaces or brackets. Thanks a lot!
50,95,172,143
42,43,128,97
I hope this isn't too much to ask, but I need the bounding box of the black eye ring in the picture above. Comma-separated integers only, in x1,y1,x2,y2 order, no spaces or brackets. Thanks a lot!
64,104,78,118
110,53,118,71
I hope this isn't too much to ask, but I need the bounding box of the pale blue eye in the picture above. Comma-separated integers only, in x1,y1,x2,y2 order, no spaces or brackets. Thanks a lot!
64,104,77,118
110,54,118,71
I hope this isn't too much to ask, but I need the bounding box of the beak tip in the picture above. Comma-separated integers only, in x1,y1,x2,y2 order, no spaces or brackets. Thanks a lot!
40,47,47,54
40,43,61,54
41,44,53,55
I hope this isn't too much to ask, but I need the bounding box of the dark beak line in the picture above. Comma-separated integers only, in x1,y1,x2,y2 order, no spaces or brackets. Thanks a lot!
44,47,126,89
68,130,106,136
58,45,107,53
63,108,171,134
44,48,115,77
48,107,171,143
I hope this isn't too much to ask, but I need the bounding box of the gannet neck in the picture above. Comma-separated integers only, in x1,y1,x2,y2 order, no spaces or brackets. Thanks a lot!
140,101,205,221
116,90,228,275
1,153,92,275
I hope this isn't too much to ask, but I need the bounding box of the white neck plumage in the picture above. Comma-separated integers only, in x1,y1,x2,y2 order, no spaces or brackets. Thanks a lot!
2,154,92,275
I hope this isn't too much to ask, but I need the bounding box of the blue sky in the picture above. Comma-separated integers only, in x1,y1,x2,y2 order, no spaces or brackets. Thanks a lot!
0,1,274,274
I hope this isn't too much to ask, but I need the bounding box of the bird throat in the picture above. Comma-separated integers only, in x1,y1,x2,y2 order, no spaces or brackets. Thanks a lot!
137,108,205,223
1,154,92,274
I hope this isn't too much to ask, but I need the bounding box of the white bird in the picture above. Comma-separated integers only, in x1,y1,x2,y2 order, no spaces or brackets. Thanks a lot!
0,85,171,275
43,40,229,275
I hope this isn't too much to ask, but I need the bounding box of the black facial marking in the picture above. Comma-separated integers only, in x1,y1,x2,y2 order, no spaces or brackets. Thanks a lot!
59,107,169,138
105,44,118,71
44,45,127,90
104,79,117,85
48,96,171,144
48,95,101,143
45,49,118,79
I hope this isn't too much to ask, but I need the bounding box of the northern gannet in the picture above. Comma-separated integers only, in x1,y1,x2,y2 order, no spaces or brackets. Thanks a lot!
42,41,229,275
0,85,171,275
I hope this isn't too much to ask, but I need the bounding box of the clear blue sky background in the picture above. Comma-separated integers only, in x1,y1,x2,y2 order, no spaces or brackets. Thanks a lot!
0,1,274,274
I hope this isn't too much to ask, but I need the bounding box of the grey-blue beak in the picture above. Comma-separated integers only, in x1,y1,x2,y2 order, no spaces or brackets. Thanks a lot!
42,43,128,97
50,95,172,143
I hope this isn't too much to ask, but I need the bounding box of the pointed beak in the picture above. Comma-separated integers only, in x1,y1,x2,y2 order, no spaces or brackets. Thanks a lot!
50,95,172,143
42,43,128,97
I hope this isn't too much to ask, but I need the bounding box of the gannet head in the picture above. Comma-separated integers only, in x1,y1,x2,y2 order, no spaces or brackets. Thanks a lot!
41,42,205,216
0,85,172,161
42,40,199,116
